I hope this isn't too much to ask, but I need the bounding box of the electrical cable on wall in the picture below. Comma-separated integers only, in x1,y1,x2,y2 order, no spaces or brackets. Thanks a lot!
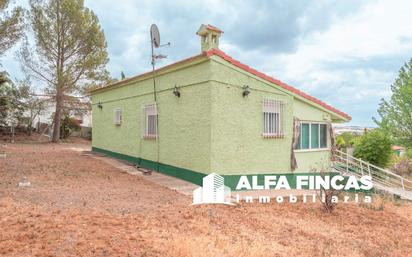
150,24,170,172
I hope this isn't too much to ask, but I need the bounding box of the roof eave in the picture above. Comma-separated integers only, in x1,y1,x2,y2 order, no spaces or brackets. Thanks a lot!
89,52,209,95
206,49,351,122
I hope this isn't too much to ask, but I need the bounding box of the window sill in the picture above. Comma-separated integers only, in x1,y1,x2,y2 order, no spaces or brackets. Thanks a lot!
143,135,157,140
262,133,285,139
294,148,330,153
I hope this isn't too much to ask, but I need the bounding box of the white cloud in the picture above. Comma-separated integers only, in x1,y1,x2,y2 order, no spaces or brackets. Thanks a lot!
1,0,411,126
247,0,412,125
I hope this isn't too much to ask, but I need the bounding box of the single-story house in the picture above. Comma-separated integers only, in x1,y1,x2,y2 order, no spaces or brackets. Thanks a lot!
90,24,351,187
392,146,405,157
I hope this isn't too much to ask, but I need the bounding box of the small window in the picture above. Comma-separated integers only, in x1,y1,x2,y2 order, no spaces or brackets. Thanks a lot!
212,35,217,43
262,99,285,138
142,104,157,139
296,122,328,150
113,108,122,125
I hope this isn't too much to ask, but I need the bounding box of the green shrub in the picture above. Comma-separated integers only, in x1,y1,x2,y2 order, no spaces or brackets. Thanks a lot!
353,129,392,167
336,137,346,149
60,116,81,139
405,148,412,159
336,132,360,150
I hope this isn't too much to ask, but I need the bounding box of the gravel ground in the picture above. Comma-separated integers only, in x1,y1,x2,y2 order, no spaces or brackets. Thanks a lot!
0,140,411,257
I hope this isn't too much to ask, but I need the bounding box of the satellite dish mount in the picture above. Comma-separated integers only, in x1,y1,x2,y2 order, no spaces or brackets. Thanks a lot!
150,24,170,101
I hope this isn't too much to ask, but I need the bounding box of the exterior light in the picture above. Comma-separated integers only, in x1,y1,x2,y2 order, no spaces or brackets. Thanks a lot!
98,101,103,109
242,85,250,97
173,85,181,98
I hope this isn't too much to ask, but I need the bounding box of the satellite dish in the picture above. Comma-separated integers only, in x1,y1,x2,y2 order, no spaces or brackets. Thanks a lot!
150,24,160,48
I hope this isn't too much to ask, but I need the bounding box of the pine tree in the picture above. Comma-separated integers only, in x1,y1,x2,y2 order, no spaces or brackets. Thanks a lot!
0,0,23,57
374,58,412,148
19,0,110,142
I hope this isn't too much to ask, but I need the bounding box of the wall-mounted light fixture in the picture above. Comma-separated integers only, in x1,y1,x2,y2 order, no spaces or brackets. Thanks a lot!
98,101,103,109
242,85,250,97
173,85,181,98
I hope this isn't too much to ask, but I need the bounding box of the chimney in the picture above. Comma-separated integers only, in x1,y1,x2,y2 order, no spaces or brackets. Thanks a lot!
196,24,223,52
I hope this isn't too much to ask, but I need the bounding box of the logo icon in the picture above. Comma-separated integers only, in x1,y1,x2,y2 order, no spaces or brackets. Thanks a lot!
192,173,233,205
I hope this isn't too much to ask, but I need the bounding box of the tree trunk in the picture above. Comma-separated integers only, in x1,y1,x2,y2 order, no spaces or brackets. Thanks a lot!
27,110,33,136
27,123,32,136
51,95,62,142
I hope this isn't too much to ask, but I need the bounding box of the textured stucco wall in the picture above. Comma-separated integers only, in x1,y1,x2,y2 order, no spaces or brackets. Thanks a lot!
209,58,293,175
294,150,331,172
92,59,213,173
92,54,343,177
209,56,333,174
293,99,331,122
293,98,332,172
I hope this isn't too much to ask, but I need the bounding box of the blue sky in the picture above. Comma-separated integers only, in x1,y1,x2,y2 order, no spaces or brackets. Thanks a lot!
2,0,412,126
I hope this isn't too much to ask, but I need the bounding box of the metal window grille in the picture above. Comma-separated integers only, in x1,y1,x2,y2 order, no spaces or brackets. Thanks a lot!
142,104,157,139
113,108,122,125
262,99,285,138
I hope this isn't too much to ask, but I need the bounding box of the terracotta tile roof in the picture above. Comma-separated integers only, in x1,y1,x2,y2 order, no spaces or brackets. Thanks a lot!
90,53,207,93
206,24,223,33
91,48,351,121
392,146,405,151
206,48,351,121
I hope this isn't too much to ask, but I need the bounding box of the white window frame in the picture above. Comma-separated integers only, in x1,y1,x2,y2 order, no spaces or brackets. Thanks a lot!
262,98,285,138
295,121,329,152
113,108,122,126
142,103,157,139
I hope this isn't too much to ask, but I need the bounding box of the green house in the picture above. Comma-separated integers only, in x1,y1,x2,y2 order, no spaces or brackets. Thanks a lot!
90,24,351,186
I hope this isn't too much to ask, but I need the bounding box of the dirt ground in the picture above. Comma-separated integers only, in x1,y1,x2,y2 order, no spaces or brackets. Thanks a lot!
0,140,411,257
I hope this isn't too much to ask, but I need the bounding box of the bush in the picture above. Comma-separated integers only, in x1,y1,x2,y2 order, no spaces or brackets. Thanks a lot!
405,148,412,159
336,132,360,150
336,137,346,149
391,157,412,176
60,116,81,139
353,129,392,167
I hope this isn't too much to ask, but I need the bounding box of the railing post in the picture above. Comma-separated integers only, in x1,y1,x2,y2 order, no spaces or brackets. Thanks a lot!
346,155,349,173
360,159,363,176
367,163,371,176
401,178,405,190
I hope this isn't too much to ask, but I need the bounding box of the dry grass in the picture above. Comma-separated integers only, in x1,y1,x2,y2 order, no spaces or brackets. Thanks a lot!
0,142,411,257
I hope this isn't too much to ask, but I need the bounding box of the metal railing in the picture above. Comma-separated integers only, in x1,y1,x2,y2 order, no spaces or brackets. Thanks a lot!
333,150,412,197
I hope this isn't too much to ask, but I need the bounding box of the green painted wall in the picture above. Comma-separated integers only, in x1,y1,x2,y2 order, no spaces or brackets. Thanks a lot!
293,99,333,172
209,58,293,174
208,56,334,174
91,54,346,179
92,59,213,174
293,98,331,122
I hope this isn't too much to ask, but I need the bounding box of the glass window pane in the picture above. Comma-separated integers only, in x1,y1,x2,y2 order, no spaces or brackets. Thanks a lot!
300,123,310,149
320,124,327,148
311,124,319,149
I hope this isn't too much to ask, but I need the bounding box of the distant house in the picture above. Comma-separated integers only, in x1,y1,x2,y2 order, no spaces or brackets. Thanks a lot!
90,24,351,186
392,146,405,157
35,100,92,138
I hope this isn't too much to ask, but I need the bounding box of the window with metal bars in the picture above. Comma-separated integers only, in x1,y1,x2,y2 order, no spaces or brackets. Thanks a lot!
142,104,157,139
113,108,122,125
262,99,285,138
